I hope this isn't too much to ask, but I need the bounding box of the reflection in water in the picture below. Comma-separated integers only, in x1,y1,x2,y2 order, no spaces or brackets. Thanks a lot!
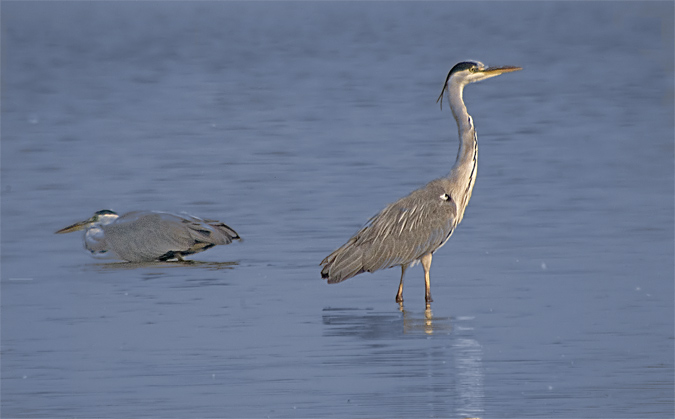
322,306,453,337
454,338,485,418
84,260,239,272
321,307,403,339
322,307,484,417
79,260,241,286
400,305,452,335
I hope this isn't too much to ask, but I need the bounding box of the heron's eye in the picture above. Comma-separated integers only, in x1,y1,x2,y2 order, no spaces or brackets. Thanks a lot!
440,193,450,201
469,67,477,73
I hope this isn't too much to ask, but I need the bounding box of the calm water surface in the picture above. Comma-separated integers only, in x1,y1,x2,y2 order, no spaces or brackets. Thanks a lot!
2,2,673,418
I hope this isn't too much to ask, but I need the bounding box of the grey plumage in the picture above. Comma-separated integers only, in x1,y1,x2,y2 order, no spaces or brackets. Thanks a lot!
56,210,240,262
321,61,521,304
322,179,457,283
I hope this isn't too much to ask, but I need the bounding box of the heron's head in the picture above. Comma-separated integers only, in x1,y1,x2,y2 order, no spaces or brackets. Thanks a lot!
55,209,119,234
437,61,522,107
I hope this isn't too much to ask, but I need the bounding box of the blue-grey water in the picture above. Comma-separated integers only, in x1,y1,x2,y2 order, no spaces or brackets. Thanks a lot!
2,2,673,418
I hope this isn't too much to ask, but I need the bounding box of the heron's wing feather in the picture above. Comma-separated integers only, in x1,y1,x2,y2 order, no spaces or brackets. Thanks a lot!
361,192,455,270
104,211,239,262
322,180,457,283
165,213,240,244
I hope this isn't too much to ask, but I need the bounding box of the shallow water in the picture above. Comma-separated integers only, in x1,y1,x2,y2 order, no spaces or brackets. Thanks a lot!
2,2,673,418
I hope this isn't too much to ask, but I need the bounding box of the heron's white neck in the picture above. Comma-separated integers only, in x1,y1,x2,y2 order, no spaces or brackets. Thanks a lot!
445,78,478,222
447,79,476,161
84,226,115,258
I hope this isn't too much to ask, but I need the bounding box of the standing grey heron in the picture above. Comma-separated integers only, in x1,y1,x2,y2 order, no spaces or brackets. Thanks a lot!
321,61,521,304
56,210,240,262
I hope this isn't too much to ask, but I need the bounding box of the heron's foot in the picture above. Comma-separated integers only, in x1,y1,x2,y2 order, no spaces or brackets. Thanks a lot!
395,294,404,304
425,293,433,304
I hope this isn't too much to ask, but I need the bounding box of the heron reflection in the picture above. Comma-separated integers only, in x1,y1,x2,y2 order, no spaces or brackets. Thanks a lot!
400,305,452,335
321,306,483,416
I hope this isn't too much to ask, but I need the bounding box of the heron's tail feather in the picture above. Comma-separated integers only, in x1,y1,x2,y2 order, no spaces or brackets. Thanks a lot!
320,239,366,283
183,218,241,245
208,222,241,244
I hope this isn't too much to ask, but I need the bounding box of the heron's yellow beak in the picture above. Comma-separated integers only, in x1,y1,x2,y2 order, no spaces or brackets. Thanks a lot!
481,65,522,76
55,219,92,234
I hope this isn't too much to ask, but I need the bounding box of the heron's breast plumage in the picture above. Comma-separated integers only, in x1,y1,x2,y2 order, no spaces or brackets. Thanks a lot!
84,226,118,259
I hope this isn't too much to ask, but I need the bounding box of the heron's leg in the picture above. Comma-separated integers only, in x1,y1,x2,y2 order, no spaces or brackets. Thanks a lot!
395,265,407,303
421,253,433,304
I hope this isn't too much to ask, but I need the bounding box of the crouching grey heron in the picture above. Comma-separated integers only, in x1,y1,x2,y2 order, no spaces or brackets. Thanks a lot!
56,210,240,262
321,61,521,304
